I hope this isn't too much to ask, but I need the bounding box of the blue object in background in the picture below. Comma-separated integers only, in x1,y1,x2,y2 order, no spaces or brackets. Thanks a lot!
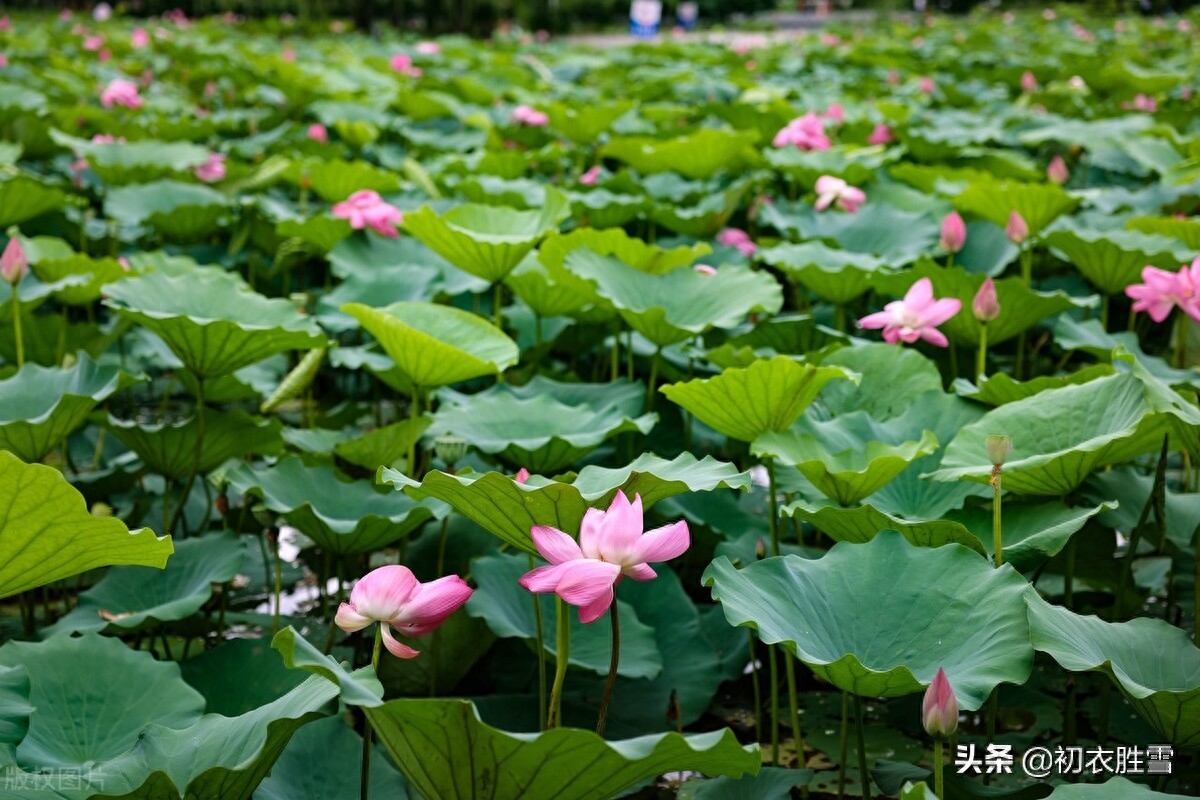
630,0,662,37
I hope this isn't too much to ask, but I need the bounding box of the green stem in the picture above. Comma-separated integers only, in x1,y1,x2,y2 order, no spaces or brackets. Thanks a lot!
1176,308,1189,370
170,378,206,536
945,252,954,272
992,468,1003,567
855,694,871,799
611,322,620,382
595,601,621,736
11,292,23,369
645,347,661,413
531,555,547,730
361,625,382,800
838,691,848,800
493,281,503,330
768,644,780,764
983,689,998,785
626,327,634,382
1101,294,1110,331
273,530,283,635
749,631,762,745
977,323,988,380
933,738,944,800
784,650,804,768
766,458,780,557
547,598,570,729
406,389,421,477
1064,537,1076,610
833,303,846,333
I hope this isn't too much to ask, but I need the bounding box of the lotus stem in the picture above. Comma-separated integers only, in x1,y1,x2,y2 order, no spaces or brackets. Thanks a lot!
595,600,620,736
626,327,634,382
10,291,23,369
768,644,780,764
645,347,661,413
1176,308,1189,370
547,597,570,729
763,458,796,764
493,281,503,331
838,691,848,800
273,529,283,635
611,322,620,382
361,625,383,800
749,630,762,745
1101,294,1110,331
833,304,846,333
984,690,998,785
531,554,547,730
992,466,1003,567
933,737,944,800
406,389,421,478
1064,537,1076,609
854,694,871,798
784,650,805,769
945,252,954,272
171,377,206,537
976,323,988,380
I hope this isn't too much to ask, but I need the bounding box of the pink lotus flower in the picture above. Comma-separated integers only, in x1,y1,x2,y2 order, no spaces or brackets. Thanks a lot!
0,55,9,69
194,152,226,183
307,123,328,144
416,41,441,55
281,48,296,63
579,165,601,186
83,35,104,51
772,112,831,151
823,103,845,123
0,16,10,31
819,33,840,47
515,468,531,484
390,53,422,77
1,237,27,285
98,48,112,62
922,667,959,738
814,175,865,213
512,105,548,126
867,123,894,146
717,227,757,257
1020,71,1037,93
972,277,1001,323
1125,258,1200,323
694,264,717,276
518,491,689,623
1047,155,1069,185
940,212,967,253
335,565,473,659
1129,93,1158,113
332,190,404,238
100,78,143,109
919,76,935,95
1005,211,1029,245
858,277,962,348
131,27,150,48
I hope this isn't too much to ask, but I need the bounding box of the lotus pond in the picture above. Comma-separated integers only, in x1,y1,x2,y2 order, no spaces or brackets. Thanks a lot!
2,7,1200,800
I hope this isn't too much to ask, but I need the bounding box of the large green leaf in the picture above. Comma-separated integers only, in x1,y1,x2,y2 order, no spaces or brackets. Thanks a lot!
546,100,634,143
0,354,138,462
105,180,229,239
0,174,66,227
600,129,759,180
284,158,401,202
256,716,412,800
703,531,1035,708
42,532,246,637
0,451,172,600
225,458,435,556
757,241,891,305
765,145,898,187
333,417,432,472
343,301,518,389
818,343,944,421
104,269,327,378
53,134,210,185
953,364,1116,407
1027,595,1200,747
780,499,986,554
649,180,751,238
954,179,1080,236
467,552,662,678
504,252,593,318
929,367,1200,496
367,699,759,800
402,190,569,282
104,409,283,480
539,227,711,277
1044,223,1191,295
1127,215,1200,250
660,356,855,443
382,453,751,555
944,500,1117,573
759,200,940,264
1045,777,1193,799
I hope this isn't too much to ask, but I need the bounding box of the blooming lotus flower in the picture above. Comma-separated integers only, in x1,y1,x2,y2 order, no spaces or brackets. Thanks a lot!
83,35,104,51
972,277,1001,323
335,565,473,659
1005,211,1029,245
194,153,226,183
919,76,935,95
1125,258,1200,323
940,212,967,253
131,27,150,48
100,78,143,109
922,667,959,738
518,491,689,623
823,103,845,123
772,112,831,151
0,16,10,31
694,264,717,276
416,41,441,55
867,123,894,146
332,190,404,238
1128,93,1158,113
511,105,548,126
717,227,757,257
1020,71,1037,93
390,53,422,77
814,175,866,213
579,165,601,186
1,237,27,285
93,2,112,21
1047,155,1069,185
307,123,328,144
858,277,962,347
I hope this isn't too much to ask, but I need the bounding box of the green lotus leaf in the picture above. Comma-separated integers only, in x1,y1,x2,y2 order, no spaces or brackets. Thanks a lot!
929,367,1200,496
660,356,855,443
568,188,648,229
104,409,283,480
546,100,634,143
1052,316,1197,389
104,269,328,378
759,199,940,264
316,264,441,334
342,301,518,389
499,375,647,412
1084,467,1200,549
0,451,173,600
957,219,1021,277
649,180,751,238
43,531,246,637
382,452,751,555
1043,223,1191,295
22,236,141,305
365,699,758,800
256,716,413,800
467,552,663,679
272,626,385,708
563,250,782,347
818,343,944,421
755,422,939,506
764,145,898,187
52,133,211,184
275,215,353,253
402,189,569,282
946,500,1117,573
0,174,66,227
333,416,432,472
0,354,139,462
0,666,31,748
1027,595,1200,747
703,531,1035,708
179,638,306,717
504,253,593,318
283,158,401,202
225,458,436,556
600,128,759,180
704,314,846,369
540,226,711,277
779,499,986,554
1126,215,1200,250
952,364,1116,406
757,241,891,305
1046,777,1194,799
872,258,1092,346
105,180,229,239
953,179,1080,237
428,387,657,473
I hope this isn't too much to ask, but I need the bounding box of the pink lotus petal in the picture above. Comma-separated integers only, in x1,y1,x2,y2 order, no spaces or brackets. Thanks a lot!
553,560,622,607
578,588,615,624
629,520,690,565
393,574,474,636
334,602,372,633
518,562,572,593
347,564,420,622
530,525,584,565
624,563,657,581
381,624,421,659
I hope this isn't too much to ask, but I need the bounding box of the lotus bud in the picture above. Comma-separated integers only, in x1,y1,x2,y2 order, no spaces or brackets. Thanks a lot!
939,212,966,254
1020,70,1037,93
1005,211,1029,245
434,434,469,466
972,277,1000,323
515,467,530,484
1,236,27,285
1046,155,1069,185
922,667,959,738
986,434,1013,466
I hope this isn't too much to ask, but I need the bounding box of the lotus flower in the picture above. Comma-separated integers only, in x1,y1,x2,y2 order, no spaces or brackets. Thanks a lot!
518,491,690,623
390,53,422,77
939,211,967,253
512,104,548,126
93,2,112,21
922,667,959,738
867,123,894,146
972,277,1001,323
1,237,27,285
919,76,935,94
1125,258,1200,323
307,123,328,144
335,565,473,659
823,103,845,123
515,467,531,484
131,27,150,48
1128,93,1158,113
694,264,717,276
83,35,104,51
858,277,962,347
1020,71,1037,93
0,55,7,68
1005,211,1029,245
416,41,441,55
193,152,226,183
814,175,866,213
579,165,601,186
100,78,143,109
332,190,404,238
772,112,831,151
717,227,757,257
1047,155,1069,185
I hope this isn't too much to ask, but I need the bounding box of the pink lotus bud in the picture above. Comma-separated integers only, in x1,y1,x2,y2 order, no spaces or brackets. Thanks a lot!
939,212,967,254
1047,155,1069,185
307,123,328,144
515,468,530,484
1005,211,1029,245
1020,71,1037,93
416,41,440,55
694,264,717,276
282,48,296,63
579,165,601,186
922,667,958,738
131,27,150,48
919,76,935,95
867,123,893,146
0,55,7,68
972,277,1000,323
824,103,845,123
1,237,27,285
